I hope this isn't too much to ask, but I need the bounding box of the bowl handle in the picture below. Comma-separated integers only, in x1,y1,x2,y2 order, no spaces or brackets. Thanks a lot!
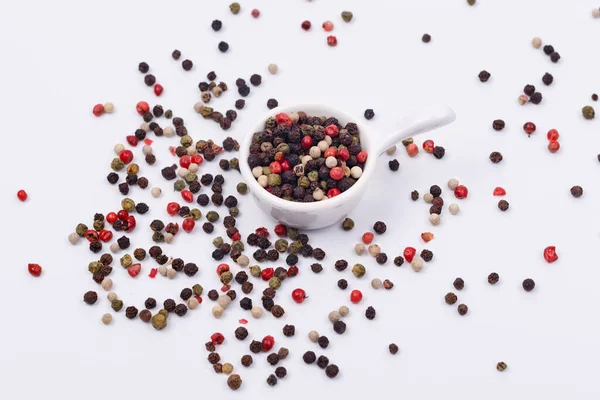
375,104,456,156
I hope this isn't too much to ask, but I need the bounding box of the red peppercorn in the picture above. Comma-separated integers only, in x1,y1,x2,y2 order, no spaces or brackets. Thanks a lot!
119,149,134,164
287,265,299,277
327,188,341,198
221,284,231,292
329,167,344,180
182,218,195,232
543,246,558,263
356,150,368,163
291,288,307,303
274,224,287,237
322,21,334,31
301,135,313,150
99,230,113,242
362,232,374,244
454,185,469,199
180,155,192,168
153,84,164,96
181,190,193,203
275,113,292,127
423,139,435,153
217,264,230,276
350,289,363,304
406,143,419,157
125,215,136,232
325,124,339,137
493,187,506,196
167,202,180,216
136,101,149,115
523,122,536,135
251,8,260,18
548,140,560,153
128,263,141,278
149,268,158,278
256,227,270,238
144,139,153,146
17,190,28,201
269,161,282,174
327,36,338,46
261,267,274,281
404,247,416,263
191,154,204,165
28,263,42,277
274,152,285,162
126,135,138,146
92,104,105,117
194,295,203,304
239,318,247,324
211,332,225,345
232,232,241,241
324,147,338,158
262,335,275,352
301,20,311,30
106,212,118,224
337,148,350,161
281,160,291,171
547,129,559,141
168,146,176,156
166,222,179,236
117,210,129,221
85,229,99,242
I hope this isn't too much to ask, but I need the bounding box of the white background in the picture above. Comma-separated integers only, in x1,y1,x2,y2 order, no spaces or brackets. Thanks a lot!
1,0,600,398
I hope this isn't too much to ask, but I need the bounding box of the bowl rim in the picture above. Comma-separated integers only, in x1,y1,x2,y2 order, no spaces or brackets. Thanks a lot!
239,103,379,212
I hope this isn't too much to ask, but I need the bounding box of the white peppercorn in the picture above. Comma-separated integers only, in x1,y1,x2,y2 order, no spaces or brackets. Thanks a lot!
101,278,113,291
313,188,325,201
166,268,177,279
368,244,381,257
102,313,113,325
163,127,175,137
151,187,162,198
165,233,175,244
518,95,528,105
252,166,264,178
371,278,383,289
218,294,232,309
424,193,434,203
194,102,203,113
68,232,79,245
222,363,234,375
350,166,363,179
324,135,332,145
140,122,150,131
158,265,168,276
309,146,321,159
187,147,197,156
308,330,319,342
237,255,250,267
251,306,263,318
386,145,397,155
429,213,441,226
142,145,153,156
301,155,312,165
339,305,350,317
268,63,278,74
447,178,459,190
290,112,299,123
592,8,600,18
328,311,342,323
317,140,329,152
104,102,115,113
188,297,199,309
188,163,199,173
411,258,424,272
354,243,365,255
178,167,189,178
107,292,118,302
110,243,120,253
325,156,337,168
531,37,542,48
212,304,224,318
114,143,125,155
258,175,268,187
449,203,460,215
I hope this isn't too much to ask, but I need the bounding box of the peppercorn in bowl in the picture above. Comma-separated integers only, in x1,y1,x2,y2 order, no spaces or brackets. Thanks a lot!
240,104,455,229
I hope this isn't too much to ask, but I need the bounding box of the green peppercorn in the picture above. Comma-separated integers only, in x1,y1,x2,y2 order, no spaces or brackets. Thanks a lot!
236,182,248,194
298,176,310,188
158,309,169,318
275,239,289,252
165,109,173,118
213,237,224,248
265,117,276,129
277,143,290,153
185,173,197,183
401,138,413,147
229,207,239,217
342,218,355,230
288,228,300,240
121,198,135,212
289,241,303,254
268,174,282,186
232,241,245,251
262,167,271,176
207,211,220,223
76,223,88,237
152,231,165,242
220,271,233,284
496,361,507,371
93,220,105,231
269,277,281,290
189,208,202,220
88,261,102,274
307,170,318,182
352,264,366,278
229,158,239,170
249,265,261,277
583,105,595,120
193,284,204,296
341,11,353,22
111,158,125,171
174,180,186,191
111,299,124,312
200,106,214,118
229,2,240,14
120,254,132,268
151,313,168,330
181,135,193,147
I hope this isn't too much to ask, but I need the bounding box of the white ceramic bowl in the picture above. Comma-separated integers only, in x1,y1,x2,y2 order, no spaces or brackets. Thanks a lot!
240,104,456,230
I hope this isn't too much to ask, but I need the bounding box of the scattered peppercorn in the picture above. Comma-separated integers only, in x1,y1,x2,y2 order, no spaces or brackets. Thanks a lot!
492,119,505,131
570,185,583,198
458,304,468,316
478,70,491,82
422,33,431,43
453,278,465,291
498,200,509,211
489,151,503,163
364,109,375,120
303,351,316,364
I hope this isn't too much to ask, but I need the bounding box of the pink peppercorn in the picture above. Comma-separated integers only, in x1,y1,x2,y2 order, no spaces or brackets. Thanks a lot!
356,150,368,163
322,21,334,31
325,125,339,137
301,20,311,30
92,104,105,117
251,9,260,18
454,185,469,199
548,141,560,153
406,143,419,157
153,84,164,96
329,167,344,180
327,36,338,46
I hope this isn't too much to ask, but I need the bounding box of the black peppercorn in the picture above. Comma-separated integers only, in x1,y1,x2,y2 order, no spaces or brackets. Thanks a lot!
522,278,535,292
117,236,130,249
543,44,554,55
235,99,245,109
453,277,465,291
550,52,560,63
125,306,138,319
488,272,500,285
267,98,279,109
445,292,458,305
325,364,339,378
180,288,193,301
593,94,599,102
271,305,285,318
337,279,348,290
208,290,219,301
430,185,442,197
183,263,198,277
283,324,296,337
202,222,214,234
410,190,419,201
311,263,323,273
207,352,220,364
144,74,156,86
182,59,193,71
394,256,404,266
333,320,346,334
334,259,348,271
312,248,326,260
275,366,287,378
303,351,316,364
266,374,278,386
171,50,181,60
218,41,229,52
388,159,400,171
241,355,253,367
364,109,375,120
492,119,505,131
498,200,509,211
458,304,468,316
118,182,129,195
542,72,553,85
249,340,262,354
524,84,536,96
106,172,119,184
421,249,433,262
235,326,248,340
376,253,388,265
489,151,503,163
250,74,262,86
570,185,583,198
317,355,329,369
286,254,299,266
433,146,446,159
422,33,431,43
197,194,210,206
138,62,149,73
365,306,376,320
530,92,543,104
317,336,329,349
145,297,157,309
478,70,491,82
163,299,176,312
240,297,253,310
267,353,280,366
389,343,399,354
83,291,98,305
